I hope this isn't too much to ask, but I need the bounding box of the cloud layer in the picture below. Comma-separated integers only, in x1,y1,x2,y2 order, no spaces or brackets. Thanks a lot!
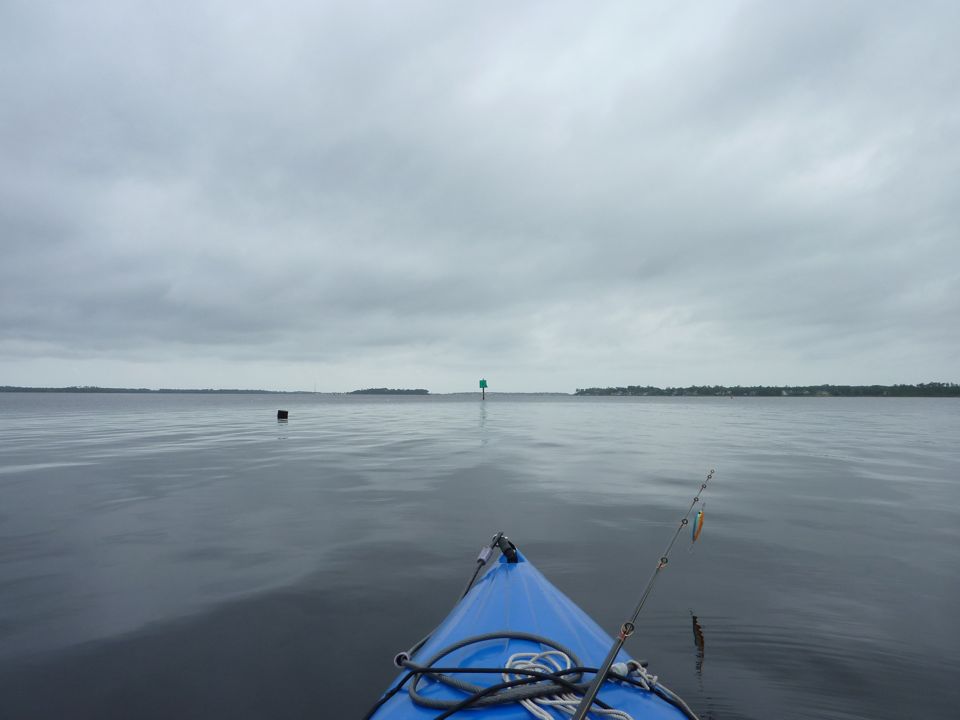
2,1,958,391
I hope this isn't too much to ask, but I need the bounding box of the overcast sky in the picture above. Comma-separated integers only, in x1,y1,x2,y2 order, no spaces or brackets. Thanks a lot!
1,1,957,392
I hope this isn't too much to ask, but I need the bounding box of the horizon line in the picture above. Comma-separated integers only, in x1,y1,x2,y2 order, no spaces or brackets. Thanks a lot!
2,382,957,396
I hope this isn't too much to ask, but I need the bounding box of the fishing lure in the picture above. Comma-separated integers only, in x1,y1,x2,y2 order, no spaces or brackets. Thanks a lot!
691,509,705,543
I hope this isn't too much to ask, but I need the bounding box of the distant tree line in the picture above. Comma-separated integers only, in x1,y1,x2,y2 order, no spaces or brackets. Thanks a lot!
0,385,433,395
0,386,301,394
349,388,429,395
574,382,960,397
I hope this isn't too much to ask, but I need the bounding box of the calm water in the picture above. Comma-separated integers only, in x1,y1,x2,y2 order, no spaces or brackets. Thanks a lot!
0,393,958,719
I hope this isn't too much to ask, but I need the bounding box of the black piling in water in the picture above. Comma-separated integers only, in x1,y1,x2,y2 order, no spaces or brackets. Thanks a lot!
277,410,289,420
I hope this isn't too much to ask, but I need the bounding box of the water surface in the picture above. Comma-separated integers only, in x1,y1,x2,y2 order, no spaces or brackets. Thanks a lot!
0,393,957,719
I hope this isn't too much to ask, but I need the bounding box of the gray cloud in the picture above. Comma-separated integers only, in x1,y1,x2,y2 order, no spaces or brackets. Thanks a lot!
1,0,958,391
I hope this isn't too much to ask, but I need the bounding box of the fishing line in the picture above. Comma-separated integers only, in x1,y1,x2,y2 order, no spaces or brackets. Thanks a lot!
570,468,716,720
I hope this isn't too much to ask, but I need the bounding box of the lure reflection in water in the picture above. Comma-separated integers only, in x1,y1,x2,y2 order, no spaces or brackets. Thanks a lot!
690,612,705,675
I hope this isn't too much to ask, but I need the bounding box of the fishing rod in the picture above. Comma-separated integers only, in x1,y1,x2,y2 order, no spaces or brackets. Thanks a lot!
570,468,715,720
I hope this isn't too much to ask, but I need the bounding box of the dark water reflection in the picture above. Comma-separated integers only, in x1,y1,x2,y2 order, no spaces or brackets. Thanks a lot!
1,393,958,719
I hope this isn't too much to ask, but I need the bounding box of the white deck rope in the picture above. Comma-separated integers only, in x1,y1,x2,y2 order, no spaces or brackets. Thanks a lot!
504,650,634,720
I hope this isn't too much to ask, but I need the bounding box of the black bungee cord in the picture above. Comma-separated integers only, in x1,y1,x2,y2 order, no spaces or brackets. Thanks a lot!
364,634,698,720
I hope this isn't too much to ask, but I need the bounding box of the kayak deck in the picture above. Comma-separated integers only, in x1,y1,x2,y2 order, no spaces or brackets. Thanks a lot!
369,549,694,719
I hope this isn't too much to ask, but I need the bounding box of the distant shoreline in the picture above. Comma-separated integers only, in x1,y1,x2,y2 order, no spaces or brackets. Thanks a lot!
2,384,957,397
575,383,959,397
0,386,304,394
0,386,429,395
0,386,557,395
349,388,429,395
